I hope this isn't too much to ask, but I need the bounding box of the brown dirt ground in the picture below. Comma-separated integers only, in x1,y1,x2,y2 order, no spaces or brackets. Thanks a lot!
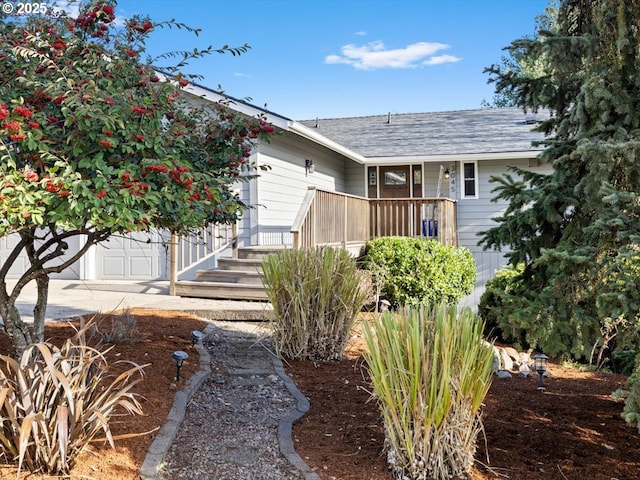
287,331,640,480
0,310,638,480
0,309,208,480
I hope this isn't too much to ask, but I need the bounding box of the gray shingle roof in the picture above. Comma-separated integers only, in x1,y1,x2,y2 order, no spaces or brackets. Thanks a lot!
299,108,548,158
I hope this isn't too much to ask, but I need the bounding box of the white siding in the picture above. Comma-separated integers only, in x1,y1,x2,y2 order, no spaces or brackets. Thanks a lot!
423,163,451,197
345,162,365,197
0,233,80,280
453,157,552,309
251,134,348,245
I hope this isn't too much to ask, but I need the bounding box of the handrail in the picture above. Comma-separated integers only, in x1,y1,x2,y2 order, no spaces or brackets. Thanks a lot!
291,187,371,249
291,187,317,248
169,222,238,296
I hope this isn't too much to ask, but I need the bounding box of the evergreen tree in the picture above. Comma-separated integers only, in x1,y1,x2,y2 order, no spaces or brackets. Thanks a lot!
479,0,640,364
481,1,558,109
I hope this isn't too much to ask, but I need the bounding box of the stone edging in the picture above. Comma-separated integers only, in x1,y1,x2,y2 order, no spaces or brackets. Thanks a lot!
271,356,322,480
139,323,215,480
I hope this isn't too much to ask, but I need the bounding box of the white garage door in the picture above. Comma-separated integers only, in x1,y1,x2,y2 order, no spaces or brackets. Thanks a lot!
0,233,81,280
94,231,168,280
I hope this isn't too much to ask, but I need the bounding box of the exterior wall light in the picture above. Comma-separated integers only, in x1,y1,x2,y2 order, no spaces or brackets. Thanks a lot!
444,168,450,179
305,159,315,175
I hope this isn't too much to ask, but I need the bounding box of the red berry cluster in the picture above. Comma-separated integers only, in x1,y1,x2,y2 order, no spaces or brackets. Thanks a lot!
121,172,150,197
169,166,193,189
144,165,168,174
13,106,32,118
128,19,153,34
76,3,115,30
0,103,10,120
22,170,39,182
44,179,70,197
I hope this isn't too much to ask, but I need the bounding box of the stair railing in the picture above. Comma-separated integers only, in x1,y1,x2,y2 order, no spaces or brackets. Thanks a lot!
291,187,371,249
169,222,238,296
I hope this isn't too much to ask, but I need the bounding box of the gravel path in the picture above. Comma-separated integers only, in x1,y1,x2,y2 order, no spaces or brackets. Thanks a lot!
159,321,311,480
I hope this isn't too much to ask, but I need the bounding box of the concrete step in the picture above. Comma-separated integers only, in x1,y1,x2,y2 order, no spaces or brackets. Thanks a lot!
217,258,263,272
174,280,269,301
195,269,263,285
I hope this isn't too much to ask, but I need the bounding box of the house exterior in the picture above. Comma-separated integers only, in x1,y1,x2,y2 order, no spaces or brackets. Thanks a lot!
0,82,550,307
296,109,551,307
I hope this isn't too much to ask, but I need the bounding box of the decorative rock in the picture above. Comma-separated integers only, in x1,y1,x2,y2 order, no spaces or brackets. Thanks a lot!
503,346,520,366
499,348,514,371
519,350,532,367
496,370,513,379
490,345,501,374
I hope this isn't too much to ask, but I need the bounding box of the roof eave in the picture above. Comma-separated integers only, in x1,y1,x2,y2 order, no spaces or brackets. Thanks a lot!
362,150,543,164
288,122,367,164
169,79,365,164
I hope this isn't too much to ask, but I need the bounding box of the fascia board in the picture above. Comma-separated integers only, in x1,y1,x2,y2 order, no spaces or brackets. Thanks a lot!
362,150,543,165
288,122,367,164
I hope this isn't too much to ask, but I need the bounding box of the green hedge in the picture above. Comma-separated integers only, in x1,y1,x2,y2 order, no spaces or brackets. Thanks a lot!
362,237,475,307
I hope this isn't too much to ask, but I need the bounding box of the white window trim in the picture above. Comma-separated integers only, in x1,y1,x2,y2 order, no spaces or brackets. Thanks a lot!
460,160,479,199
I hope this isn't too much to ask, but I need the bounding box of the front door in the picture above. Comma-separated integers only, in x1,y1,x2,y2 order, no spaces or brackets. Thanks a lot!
379,165,410,198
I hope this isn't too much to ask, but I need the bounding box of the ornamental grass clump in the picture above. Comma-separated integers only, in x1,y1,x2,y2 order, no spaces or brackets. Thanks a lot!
0,323,146,475
262,247,368,361
363,304,494,480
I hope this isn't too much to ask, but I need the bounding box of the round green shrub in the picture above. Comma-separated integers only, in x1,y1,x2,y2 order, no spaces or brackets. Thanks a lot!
362,237,475,307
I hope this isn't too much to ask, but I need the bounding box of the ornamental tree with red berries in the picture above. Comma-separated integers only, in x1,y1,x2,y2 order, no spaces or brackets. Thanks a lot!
0,1,274,355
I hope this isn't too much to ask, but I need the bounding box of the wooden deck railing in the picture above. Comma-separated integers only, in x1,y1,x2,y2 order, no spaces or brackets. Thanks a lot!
291,187,370,249
291,187,457,249
369,197,457,245
169,222,237,295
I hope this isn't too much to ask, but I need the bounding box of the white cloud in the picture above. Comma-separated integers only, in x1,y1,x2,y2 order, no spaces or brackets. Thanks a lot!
324,41,457,70
424,54,462,66
234,72,251,78
51,1,80,18
354,31,367,36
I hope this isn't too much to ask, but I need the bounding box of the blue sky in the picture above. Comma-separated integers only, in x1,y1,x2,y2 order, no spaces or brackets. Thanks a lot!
114,0,549,120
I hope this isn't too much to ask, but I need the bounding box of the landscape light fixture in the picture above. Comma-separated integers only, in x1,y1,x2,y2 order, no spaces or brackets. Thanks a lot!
191,330,203,346
172,350,189,382
444,168,450,179
305,159,315,176
532,352,549,392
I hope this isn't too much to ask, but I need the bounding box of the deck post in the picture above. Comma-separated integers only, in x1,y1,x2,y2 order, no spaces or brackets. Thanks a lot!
232,222,238,259
169,234,178,296
343,195,348,247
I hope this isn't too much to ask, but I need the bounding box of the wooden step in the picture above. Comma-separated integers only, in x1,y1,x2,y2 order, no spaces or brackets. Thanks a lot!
195,269,263,285
238,245,291,260
174,245,290,301
174,280,269,301
217,258,263,272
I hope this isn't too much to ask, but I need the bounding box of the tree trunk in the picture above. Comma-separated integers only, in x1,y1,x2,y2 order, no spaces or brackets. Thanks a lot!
0,282,34,358
32,274,49,345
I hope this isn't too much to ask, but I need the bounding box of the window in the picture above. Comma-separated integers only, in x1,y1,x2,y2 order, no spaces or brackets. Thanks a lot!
461,161,478,199
384,170,407,186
